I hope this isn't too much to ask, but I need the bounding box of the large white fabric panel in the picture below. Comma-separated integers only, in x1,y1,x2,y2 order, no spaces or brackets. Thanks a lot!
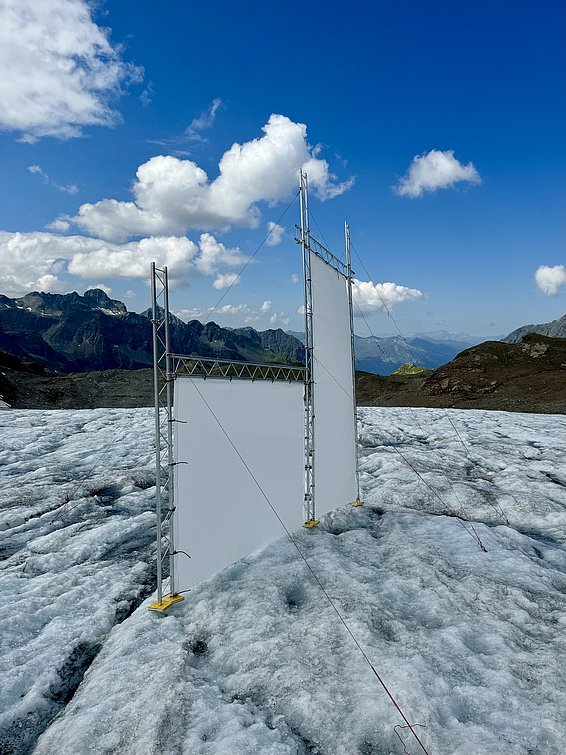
311,253,357,516
174,377,304,591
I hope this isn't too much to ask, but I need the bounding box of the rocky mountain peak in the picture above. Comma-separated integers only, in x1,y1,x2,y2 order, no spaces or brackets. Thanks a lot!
12,289,128,318
83,288,127,315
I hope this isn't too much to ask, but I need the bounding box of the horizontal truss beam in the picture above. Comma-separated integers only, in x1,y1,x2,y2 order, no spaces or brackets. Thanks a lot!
172,355,305,382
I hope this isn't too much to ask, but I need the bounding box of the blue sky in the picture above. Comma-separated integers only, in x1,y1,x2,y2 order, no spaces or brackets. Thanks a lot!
0,0,564,337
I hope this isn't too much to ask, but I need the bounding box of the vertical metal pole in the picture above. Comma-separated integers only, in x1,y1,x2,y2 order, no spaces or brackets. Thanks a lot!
300,171,316,524
345,223,362,505
151,262,163,603
163,267,177,596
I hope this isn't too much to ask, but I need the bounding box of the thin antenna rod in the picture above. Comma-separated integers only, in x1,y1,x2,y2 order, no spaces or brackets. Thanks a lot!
300,170,317,524
345,223,363,505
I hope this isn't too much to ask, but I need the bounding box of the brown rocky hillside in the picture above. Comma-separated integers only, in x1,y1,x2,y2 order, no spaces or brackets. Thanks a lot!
356,333,566,414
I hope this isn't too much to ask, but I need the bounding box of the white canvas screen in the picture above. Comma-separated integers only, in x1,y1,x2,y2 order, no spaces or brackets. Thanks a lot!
174,377,304,591
311,253,357,516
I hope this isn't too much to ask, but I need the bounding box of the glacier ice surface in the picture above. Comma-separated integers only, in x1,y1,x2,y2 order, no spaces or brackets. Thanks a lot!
1,407,565,754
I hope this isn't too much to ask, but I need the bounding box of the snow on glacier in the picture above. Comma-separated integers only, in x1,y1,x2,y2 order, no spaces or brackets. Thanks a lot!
0,409,158,755
1,407,566,754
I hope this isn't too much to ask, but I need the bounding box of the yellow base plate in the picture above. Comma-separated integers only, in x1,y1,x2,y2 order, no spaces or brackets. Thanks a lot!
148,594,185,612
303,519,320,528
351,500,365,507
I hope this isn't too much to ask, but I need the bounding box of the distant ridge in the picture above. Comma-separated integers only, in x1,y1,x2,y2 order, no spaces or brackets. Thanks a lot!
287,330,466,374
504,313,566,343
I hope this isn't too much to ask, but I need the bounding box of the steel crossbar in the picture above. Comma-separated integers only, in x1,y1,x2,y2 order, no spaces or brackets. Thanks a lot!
172,355,305,382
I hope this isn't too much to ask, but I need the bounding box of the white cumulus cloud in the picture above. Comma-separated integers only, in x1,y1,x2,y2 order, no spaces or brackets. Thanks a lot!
0,230,247,296
70,114,353,241
535,265,566,295
266,221,285,247
0,0,142,141
174,307,207,321
175,300,285,326
67,235,198,286
213,272,239,290
269,312,290,326
46,217,72,232
195,233,247,276
216,304,251,315
395,149,480,198
352,279,423,315
175,304,253,321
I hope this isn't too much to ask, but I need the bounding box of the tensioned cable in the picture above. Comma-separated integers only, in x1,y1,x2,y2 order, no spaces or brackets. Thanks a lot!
349,241,509,527
187,376,431,755
349,301,502,531
308,208,332,252
51,421,131,524
202,190,300,326
311,351,486,552
302,206,489,543
350,244,471,451
351,242,471,449
353,299,388,360
306,208,388,363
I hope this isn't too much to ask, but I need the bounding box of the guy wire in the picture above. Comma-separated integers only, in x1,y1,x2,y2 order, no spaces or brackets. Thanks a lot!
187,376,432,755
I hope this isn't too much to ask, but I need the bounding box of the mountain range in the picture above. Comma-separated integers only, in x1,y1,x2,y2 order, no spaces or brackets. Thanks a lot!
2,287,565,384
2,293,565,412
288,329,473,373
0,289,304,373
0,289,485,379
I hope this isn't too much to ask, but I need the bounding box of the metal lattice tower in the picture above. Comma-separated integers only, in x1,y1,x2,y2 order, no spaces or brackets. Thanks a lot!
299,171,317,525
345,222,363,505
150,263,177,605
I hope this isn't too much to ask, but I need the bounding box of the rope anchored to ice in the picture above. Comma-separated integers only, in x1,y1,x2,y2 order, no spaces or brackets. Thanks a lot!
189,377,433,755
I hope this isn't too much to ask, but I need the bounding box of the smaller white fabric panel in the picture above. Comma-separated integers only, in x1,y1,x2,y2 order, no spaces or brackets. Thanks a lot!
174,377,304,592
311,253,357,517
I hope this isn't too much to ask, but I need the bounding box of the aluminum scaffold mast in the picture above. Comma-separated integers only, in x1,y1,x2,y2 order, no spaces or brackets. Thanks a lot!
299,170,318,527
149,262,184,612
345,222,364,507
